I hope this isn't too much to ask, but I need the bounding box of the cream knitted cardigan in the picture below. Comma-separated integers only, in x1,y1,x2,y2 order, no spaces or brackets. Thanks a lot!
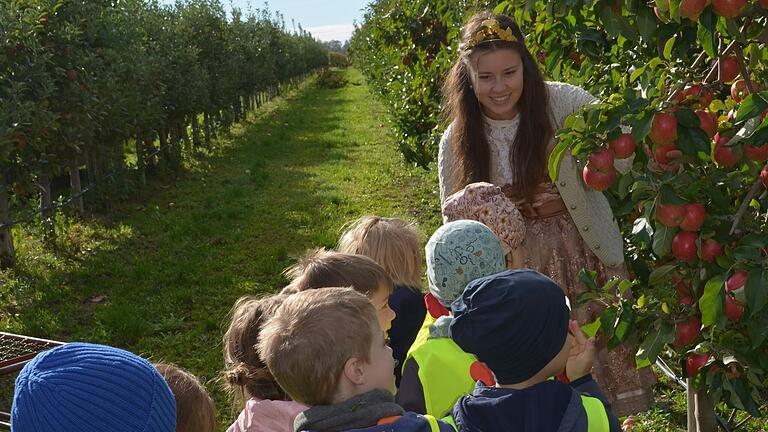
437,81,626,268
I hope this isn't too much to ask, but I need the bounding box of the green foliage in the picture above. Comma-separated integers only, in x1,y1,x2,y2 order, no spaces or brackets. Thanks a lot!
316,68,349,89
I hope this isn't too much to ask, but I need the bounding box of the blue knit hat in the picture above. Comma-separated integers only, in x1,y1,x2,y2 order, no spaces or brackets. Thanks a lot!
450,269,570,385
11,342,176,432
426,220,507,307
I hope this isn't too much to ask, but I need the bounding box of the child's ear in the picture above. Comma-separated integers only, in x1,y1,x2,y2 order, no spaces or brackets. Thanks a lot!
342,356,366,386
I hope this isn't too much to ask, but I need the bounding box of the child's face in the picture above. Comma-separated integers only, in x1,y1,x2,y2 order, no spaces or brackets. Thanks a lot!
361,321,396,395
370,285,396,333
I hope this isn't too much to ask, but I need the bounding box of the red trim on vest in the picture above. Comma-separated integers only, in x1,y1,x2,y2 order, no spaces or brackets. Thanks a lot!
377,415,401,425
425,293,450,318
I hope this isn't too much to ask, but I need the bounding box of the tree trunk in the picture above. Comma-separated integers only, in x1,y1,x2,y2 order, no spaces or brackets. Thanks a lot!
203,112,212,148
694,387,717,432
0,179,15,269
233,98,241,123
38,172,55,243
135,135,146,187
69,158,84,216
191,114,201,149
114,141,127,188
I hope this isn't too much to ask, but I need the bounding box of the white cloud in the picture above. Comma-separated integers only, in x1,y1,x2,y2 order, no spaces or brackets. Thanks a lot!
304,23,355,42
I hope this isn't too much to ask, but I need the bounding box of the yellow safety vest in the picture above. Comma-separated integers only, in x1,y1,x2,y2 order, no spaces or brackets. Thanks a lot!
403,313,479,418
439,394,610,432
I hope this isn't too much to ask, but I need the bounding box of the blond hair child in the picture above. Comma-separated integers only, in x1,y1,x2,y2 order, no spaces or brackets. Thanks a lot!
338,216,427,386
282,248,396,333
222,295,307,432
155,363,217,432
258,287,453,432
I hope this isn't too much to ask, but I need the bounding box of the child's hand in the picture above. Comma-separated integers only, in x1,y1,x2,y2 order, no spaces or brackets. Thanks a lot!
566,319,596,381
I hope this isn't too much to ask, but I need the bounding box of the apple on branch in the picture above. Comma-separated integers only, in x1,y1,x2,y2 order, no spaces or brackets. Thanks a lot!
582,149,616,191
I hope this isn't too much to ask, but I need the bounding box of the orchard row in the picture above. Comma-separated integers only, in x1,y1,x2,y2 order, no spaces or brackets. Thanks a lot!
1,0,328,267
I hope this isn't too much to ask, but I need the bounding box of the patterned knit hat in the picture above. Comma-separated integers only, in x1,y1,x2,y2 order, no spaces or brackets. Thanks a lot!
426,219,507,307
11,342,176,432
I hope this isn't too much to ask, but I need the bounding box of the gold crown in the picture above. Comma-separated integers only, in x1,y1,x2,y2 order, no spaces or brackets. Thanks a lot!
463,19,517,50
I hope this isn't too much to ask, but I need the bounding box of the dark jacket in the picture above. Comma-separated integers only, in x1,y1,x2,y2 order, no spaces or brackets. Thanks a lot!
451,375,621,432
295,389,452,432
388,285,427,386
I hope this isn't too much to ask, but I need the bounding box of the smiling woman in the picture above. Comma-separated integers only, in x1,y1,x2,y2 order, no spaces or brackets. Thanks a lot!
436,11,655,416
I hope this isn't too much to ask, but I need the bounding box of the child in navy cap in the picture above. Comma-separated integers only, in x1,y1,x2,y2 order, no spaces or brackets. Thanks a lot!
448,269,621,432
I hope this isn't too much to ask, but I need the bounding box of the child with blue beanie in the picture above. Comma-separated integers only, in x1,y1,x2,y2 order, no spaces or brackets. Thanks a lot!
449,269,621,432
11,342,176,432
396,220,507,418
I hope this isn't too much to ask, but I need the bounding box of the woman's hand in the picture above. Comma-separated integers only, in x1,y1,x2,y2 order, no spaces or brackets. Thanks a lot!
566,319,596,381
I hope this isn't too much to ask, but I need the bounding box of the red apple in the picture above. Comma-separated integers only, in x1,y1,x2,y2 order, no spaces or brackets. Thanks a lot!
680,203,706,232
650,112,677,146
672,231,699,262
696,110,718,139
673,275,692,297
713,133,740,167
674,317,702,347
726,270,747,292
724,294,745,322
582,165,616,191
654,144,681,165
656,203,685,227
588,149,614,170
401,55,412,66
680,0,707,20
39,15,48,27
711,0,747,18
715,56,740,83
761,165,768,188
568,52,583,67
609,134,636,159
686,352,712,377
731,80,748,103
66,69,78,81
675,84,713,109
700,239,723,262
761,0,768,8
743,143,768,162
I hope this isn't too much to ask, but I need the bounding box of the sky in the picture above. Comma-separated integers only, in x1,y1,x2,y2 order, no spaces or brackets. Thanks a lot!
161,0,370,42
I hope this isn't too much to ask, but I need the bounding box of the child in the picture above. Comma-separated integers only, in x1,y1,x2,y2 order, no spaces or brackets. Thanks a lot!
449,269,621,431
441,182,526,268
396,219,507,418
222,295,307,432
338,215,426,386
11,342,176,432
257,287,453,432
155,363,217,432
282,248,396,333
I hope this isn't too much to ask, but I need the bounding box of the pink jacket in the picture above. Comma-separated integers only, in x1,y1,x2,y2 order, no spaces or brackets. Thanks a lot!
227,398,307,432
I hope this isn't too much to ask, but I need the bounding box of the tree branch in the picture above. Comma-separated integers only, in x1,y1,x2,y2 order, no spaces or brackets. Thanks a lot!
730,180,763,235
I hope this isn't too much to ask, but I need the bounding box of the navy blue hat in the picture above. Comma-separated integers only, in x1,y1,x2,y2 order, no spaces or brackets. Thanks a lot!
12,342,176,432
450,269,570,384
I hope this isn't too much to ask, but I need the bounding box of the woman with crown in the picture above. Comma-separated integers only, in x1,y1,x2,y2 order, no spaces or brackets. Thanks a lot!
437,10,654,416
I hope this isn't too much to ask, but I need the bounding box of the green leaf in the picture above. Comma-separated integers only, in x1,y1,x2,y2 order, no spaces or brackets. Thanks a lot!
547,139,569,182
701,274,725,327
745,269,767,318
631,111,654,143
630,65,646,83
735,92,768,124
697,20,715,58
637,321,674,362
617,173,633,199
663,35,676,60
652,224,676,258
579,268,598,291
582,318,601,338
636,8,657,41
748,308,768,348
648,264,677,286
611,300,635,347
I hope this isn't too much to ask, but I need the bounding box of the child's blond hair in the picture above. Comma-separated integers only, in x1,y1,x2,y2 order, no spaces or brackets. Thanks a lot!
154,363,217,432
258,287,378,406
338,215,423,289
281,248,393,295
221,295,289,403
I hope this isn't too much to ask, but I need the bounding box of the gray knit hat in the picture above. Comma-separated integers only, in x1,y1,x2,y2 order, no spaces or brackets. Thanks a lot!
426,220,507,307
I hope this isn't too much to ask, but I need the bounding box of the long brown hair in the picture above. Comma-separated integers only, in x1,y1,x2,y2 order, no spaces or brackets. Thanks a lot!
155,363,217,432
443,11,553,199
222,294,290,402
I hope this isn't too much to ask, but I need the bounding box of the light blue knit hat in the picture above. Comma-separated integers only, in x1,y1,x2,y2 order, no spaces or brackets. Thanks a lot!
11,342,176,432
426,220,507,307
